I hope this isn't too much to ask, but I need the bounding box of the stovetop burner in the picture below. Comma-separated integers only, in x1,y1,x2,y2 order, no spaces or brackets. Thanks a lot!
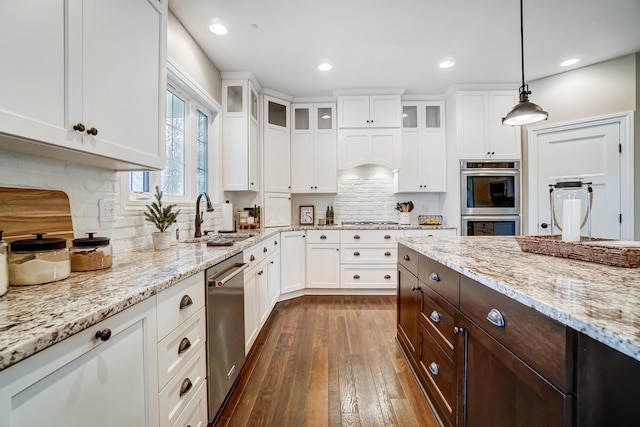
341,221,399,225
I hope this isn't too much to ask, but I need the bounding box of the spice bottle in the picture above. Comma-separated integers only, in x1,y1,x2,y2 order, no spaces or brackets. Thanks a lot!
70,232,113,272
0,230,8,296
9,234,70,285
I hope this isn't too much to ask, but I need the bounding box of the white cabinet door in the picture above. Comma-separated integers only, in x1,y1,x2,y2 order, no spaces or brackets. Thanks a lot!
280,231,305,294
263,95,290,193
488,92,521,159
422,129,447,191
267,249,281,310
256,260,269,327
338,129,401,169
457,92,488,158
244,265,259,353
314,104,338,192
337,96,370,128
291,104,315,192
264,192,291,227
306,243,341,288
369,95,402,128
0,298,159,427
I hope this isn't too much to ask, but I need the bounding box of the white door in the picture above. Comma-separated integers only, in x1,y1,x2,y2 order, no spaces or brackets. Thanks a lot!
529,121,621,239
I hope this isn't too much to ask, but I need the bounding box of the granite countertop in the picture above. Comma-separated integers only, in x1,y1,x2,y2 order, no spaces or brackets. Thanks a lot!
0,224,451,372
399,236,640,362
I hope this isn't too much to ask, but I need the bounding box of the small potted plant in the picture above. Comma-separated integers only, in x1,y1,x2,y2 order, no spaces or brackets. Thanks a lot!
144,186,180,250
248,205,260,226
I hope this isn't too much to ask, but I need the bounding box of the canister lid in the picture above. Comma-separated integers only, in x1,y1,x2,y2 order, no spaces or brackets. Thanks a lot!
555,180,583,188
11,233,67,251
72,232,110,247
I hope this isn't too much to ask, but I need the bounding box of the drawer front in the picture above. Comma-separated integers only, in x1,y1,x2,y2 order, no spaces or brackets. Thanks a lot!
159,345,207,427
460,276,573,392
157,272,205,340
418,256,459,307
172,380,208,427
340,229,404,244
340,244,396,263
419,284,455,359
306,229,340,244
404,228,457,237
244,243,267,266
341,265,397,289
398,245,418,276
158,308,206,388
418,323,456,427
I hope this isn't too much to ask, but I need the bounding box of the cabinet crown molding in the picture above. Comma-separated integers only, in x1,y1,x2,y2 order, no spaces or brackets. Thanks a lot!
333,88,405,97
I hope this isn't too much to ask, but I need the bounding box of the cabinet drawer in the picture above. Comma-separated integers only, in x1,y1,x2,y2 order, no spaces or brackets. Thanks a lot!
159,345,207,427
341,244,396,263
404,228,457,237
340,229,403,244
460,276,574,392
158,308,206,388
244,242,268,266
306,229,340,244
157,272,205,340
341,265,397,289
419,323,456,427
398,244,418,276
418,256,459,307
419,284,455,359
172,380,208,427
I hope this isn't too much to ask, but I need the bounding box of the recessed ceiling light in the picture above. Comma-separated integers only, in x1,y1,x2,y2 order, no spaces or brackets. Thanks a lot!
209,23,228,35
318,63,332,71
439,60,455,69
560,58,580,67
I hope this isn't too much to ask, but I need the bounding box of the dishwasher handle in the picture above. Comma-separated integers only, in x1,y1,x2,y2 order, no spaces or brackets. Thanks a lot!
208,262,248,287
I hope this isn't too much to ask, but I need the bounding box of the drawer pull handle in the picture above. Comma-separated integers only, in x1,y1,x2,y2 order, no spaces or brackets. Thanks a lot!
263,247,268,253
354,251,360,256
320,235,327,239
411,286,419,292
384,251,391,256
95,328,111,342
430,311,441,323
403,254,410,261
179,295,193,310
384,274,391,279
73,123,85,132
487,308,505,327
454,326,466,334
384,234,391,239
250,254,256,261
178,337,192,354
274,240,278,245
179,378,193,397
353,274,360,279
428,362,439,376
86,127,98,136
429,272,440,282
353,235,361,240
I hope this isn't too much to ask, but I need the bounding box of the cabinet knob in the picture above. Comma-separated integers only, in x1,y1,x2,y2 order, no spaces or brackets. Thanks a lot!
411,286,419,291
179,378,193,397
487,308,505,327
486,151,491,155
454,326,466,334
353,235,360,240
384,274,391,279
251,182,254,186
258,270,264,275
73,123,85,132
353,274,360,279
310,186,314,189
384,235,391,239
403,254,410,261
250,254,256,261
429,272,440,282
314,186,318,189
428,362,439,376
263,247,268,253
430,311,441,323
274,240,278,245
540,222,549,229
419,185,423,188
384,251,391,256
179,295,193,310
86,127,98,136
353,251,360,256
178,337,192,354
320,235,327,239
491,151,495,155
95,328,111,342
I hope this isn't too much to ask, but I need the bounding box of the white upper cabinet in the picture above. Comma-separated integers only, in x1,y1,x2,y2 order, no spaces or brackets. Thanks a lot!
222,76,261,191
291,103,337,193
337,95,401,128
263,95,291,193
0,0,167,170
394,101,447,192
450,91,521,159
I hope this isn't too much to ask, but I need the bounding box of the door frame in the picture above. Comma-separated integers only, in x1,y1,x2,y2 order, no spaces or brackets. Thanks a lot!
527,111,634,239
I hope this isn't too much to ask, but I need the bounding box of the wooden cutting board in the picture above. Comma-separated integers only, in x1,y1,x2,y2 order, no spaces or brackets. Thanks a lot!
0,187,74,245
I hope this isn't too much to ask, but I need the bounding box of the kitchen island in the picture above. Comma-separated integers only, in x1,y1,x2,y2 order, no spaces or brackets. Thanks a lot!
398,235,640,427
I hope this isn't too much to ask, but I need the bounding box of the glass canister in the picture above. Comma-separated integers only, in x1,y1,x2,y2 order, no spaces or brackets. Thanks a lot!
549,179,593,242
9,234,70,285
70,232,113,271
0,230,8,296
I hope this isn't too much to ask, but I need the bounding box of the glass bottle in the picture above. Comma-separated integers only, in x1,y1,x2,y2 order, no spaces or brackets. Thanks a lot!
329,206,335,225
326,206,330,224
0,230,8,296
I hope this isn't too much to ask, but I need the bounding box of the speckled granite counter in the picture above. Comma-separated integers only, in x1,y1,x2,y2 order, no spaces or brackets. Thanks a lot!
399,236,640,362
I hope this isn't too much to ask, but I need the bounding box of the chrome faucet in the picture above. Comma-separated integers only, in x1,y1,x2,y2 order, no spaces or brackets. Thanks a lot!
194,192,214,238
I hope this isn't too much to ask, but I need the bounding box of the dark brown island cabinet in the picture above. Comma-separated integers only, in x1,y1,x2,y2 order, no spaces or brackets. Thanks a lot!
397,244,640,427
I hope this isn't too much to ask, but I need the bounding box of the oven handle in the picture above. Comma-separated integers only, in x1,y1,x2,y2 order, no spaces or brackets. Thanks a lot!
207,263,248,287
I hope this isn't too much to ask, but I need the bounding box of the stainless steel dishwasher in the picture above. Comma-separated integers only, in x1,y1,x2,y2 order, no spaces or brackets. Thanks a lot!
206,252,247,423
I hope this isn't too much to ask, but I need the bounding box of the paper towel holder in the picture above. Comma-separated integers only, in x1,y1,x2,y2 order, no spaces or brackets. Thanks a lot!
220,200,237,233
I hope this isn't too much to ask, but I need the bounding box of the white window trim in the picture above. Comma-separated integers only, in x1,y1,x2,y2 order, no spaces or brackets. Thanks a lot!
120,58,221,211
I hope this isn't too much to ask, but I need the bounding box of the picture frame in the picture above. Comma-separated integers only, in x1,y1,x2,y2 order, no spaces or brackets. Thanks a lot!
299,205,315,225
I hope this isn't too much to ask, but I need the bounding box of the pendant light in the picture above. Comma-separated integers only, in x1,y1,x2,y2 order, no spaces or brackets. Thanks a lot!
502,0,548,126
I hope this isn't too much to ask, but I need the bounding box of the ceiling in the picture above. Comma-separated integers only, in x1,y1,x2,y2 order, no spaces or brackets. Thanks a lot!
169,0,640,99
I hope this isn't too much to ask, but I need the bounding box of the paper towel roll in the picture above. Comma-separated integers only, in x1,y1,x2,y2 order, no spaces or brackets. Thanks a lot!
222,201,234,231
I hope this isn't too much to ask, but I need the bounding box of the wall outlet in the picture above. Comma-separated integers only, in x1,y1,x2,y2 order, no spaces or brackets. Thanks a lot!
99,199,116,223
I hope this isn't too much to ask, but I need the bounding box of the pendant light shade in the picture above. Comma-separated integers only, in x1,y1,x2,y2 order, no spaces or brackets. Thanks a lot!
502,0,548,126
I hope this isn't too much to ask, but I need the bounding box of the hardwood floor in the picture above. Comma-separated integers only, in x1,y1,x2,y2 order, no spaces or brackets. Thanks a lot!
215,295,439,427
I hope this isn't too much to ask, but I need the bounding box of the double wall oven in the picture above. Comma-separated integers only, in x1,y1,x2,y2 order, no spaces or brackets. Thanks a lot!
460,160,521,236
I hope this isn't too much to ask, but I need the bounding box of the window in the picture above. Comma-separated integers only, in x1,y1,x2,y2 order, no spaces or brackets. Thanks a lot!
125,76,216,207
